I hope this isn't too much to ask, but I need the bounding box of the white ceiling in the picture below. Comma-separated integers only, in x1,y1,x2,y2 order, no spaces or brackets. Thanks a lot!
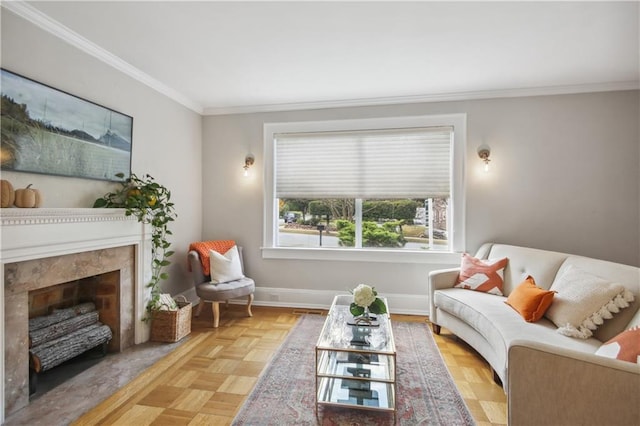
11,1,640,114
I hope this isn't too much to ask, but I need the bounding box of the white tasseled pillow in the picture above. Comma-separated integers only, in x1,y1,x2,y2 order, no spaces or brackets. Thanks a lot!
544,265,635,339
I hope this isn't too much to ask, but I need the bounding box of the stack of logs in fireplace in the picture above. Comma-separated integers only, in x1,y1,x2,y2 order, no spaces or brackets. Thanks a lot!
28,302,112,393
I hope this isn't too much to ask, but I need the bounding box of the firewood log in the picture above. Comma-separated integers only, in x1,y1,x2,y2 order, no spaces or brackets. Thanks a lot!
30,323,112,373
28,302,96,332
29,311,99,348
66,302,96,315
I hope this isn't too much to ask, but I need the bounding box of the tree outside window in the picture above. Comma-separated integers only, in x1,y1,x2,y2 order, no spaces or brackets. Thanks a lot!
278,197,448,250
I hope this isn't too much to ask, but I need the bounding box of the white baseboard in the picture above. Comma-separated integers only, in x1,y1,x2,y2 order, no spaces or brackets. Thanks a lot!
177,286,428,316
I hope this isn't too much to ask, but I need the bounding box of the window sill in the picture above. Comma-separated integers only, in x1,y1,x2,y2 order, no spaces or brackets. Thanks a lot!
261,247,461,264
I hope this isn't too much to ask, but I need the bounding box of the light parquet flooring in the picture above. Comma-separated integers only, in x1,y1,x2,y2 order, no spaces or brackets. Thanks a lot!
72,306,506,426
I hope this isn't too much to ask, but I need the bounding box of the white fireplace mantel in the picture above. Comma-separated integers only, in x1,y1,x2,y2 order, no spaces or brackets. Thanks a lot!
0,208,153,422
0,208,151,263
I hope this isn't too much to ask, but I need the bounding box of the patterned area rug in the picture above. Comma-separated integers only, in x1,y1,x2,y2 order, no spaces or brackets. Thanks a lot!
233,315,475,425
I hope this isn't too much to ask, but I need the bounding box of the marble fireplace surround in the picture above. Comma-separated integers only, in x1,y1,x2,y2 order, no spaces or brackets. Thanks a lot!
0,208,153,421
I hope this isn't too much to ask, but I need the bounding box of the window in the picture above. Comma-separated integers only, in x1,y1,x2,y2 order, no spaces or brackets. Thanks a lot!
263,114,465,263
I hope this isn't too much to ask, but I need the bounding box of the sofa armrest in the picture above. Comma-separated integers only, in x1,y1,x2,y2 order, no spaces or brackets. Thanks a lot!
429,268,460,291
508,340,640,426
427,268,460,322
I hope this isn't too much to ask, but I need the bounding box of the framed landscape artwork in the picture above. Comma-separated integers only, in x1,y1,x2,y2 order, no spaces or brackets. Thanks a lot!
0,69,132,182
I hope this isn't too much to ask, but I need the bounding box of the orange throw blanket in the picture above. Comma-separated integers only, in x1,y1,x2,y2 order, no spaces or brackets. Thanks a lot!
188,240,236,276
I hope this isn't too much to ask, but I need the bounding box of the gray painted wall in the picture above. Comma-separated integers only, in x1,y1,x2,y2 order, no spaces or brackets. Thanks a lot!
202,91,639,302
1,9,203,297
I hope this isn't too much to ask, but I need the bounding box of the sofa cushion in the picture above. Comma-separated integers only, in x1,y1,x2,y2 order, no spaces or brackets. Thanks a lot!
625,309,640,329
505,276,555,322
595,326,640,364
434,288,600,366
545,265,635,339
482,244,569,296
454,253,508,295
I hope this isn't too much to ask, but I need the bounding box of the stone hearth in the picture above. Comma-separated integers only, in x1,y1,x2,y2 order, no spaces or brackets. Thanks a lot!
0,208,152,421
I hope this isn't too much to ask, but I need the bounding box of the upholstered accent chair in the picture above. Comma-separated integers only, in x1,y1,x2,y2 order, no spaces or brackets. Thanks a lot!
187,246,255,327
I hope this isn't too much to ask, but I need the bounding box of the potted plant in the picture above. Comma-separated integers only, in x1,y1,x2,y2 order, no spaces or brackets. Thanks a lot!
93,172,177,316
350,283,388,320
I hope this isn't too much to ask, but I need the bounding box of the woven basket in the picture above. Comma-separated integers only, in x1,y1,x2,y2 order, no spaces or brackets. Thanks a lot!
150,296,192,343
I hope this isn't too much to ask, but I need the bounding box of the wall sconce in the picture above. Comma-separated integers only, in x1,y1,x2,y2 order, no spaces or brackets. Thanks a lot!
477,145,491,172
243,154,255,177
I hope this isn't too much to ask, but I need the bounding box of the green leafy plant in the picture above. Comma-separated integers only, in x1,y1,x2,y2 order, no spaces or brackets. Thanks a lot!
337,220,406,248
93,172,177,316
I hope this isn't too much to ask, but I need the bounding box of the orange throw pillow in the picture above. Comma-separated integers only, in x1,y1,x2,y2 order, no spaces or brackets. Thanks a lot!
455,253,509,295
505,276,555,322
595,326,640,364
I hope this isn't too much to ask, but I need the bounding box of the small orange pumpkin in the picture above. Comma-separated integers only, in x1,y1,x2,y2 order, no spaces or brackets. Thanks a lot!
14,184,42,208
1,179,15,208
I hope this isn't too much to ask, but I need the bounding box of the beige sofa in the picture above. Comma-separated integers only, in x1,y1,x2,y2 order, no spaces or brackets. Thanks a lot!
428,243,640,426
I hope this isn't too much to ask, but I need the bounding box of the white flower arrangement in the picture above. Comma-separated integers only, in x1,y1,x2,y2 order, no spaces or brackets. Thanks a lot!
350,284,388,317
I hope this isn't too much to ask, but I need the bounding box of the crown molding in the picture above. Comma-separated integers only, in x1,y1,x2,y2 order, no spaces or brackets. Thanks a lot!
2,0,204,114
202,80,640,116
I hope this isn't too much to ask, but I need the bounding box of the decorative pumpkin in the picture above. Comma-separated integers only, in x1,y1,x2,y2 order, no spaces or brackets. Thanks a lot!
1,179,15,208
14,184,42,208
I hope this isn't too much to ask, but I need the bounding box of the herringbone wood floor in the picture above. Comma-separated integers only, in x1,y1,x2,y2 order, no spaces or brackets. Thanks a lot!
72,305,507,425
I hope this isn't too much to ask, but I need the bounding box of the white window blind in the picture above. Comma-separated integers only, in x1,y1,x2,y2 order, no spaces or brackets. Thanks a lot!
275,127,452,199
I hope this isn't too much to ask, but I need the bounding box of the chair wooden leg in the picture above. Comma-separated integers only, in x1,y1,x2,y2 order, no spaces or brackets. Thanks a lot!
195,301,203,317
212,301,221,328
247,294,254,317
225,300,229,309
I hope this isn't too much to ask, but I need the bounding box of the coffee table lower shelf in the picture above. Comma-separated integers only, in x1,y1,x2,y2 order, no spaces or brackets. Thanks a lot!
316,376,396,412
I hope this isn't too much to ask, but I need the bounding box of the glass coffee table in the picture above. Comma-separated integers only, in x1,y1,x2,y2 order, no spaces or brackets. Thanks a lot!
315,295,396,418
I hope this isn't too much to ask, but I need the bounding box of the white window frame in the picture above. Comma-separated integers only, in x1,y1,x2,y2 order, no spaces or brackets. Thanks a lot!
262,114,466,264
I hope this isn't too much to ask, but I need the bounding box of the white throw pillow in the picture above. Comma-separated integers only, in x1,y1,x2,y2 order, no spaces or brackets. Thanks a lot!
545,265,635,339
209,245,245,284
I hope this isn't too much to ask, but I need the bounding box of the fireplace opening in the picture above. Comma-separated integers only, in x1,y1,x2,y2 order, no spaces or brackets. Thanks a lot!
4,243,137,416
27,271,120,398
